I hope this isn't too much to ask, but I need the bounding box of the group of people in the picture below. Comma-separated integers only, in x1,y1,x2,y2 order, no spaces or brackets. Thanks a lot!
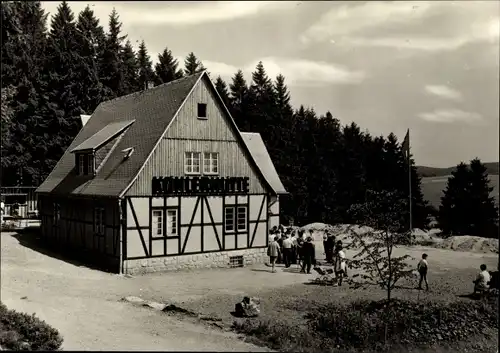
266,226,348,284
266,227,316,274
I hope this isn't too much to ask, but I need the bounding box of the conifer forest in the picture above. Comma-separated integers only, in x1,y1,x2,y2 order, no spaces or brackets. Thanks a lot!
2,1,497,236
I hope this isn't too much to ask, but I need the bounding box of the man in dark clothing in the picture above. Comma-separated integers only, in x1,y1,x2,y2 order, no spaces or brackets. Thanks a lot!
301,237,316,274
296,230,305,268
325,232,336,263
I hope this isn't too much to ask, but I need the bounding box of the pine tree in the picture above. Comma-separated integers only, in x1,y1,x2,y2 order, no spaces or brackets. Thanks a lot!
39,0,83,185
272,74,294,156
214,76,230,108
363,135,387,192
100,8,126,99
136,40,155,90
75,5,105,114
286,106,317,224
155,46,183,85
184,52,205,76
1,86,16,169
312,111,343,223
249,61,277,141
336,122,368,222
2,1,48,186
229,70,253,131
272,74,296,215
438,163,472,236
381,133,405,192
1,1,22,88
121,40,138,95
467,158,498,238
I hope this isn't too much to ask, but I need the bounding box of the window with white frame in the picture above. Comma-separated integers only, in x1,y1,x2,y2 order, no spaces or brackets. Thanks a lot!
152,209,163,236
184,152,201,174
237,206,247,231
53,203,60,225
224,206,248,233
203,152,219,175
166,209,178,236
224,206,235,233
94,207,105,235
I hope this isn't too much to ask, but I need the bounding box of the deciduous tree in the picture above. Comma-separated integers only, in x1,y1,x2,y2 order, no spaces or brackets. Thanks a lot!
347,190,414,302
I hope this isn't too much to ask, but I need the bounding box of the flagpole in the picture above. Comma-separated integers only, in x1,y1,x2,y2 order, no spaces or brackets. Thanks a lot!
408,130,413,233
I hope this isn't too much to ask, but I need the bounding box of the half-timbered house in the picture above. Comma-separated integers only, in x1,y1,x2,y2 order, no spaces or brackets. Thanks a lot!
36,71,287,274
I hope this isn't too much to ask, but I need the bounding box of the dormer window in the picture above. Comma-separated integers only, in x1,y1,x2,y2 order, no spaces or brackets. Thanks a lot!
197,103,207,119
78,155,85,174
87,154,94,174
76,153,95,176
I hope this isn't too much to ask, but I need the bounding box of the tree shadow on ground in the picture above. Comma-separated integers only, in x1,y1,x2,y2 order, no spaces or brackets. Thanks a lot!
7,229,117,273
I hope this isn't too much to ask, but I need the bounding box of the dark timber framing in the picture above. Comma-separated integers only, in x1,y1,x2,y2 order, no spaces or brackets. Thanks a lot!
127,197,149,257
37,195,121,272
123,193,270,261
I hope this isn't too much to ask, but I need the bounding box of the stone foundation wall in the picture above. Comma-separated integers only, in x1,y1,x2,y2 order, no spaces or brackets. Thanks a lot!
123,247,267,275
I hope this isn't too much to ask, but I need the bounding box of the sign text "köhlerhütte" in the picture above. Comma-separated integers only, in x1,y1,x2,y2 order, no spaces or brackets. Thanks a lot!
152,176,250,195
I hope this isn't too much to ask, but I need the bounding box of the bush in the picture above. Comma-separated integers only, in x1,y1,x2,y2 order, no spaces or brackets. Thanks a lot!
0,302,63,350
233,298,498,352
308,299,498,350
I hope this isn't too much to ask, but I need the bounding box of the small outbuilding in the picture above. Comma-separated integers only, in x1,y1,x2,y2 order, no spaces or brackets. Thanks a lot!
36,71,287,274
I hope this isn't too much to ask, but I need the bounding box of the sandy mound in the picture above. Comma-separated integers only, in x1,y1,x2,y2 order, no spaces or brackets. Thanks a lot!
298,223,375,245
438,236,499,254
271,223,497,254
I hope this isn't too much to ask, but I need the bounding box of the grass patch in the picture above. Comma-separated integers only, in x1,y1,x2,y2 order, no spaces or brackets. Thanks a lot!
0,302,63,350
232,297,498,352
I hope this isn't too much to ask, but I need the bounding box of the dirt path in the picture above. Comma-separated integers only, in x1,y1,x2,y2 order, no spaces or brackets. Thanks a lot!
2,231,497,351
1,232,270,351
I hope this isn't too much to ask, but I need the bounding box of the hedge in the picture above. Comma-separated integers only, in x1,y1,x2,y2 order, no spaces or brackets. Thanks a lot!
0,302,63,350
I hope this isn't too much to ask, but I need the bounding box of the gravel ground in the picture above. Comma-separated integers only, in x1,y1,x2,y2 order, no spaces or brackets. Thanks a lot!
2,230,498,352
1,232,270,352
153,264,498,328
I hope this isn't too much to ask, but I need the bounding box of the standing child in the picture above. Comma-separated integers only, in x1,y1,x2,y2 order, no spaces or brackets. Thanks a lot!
417,253,429,291
334,242,347,286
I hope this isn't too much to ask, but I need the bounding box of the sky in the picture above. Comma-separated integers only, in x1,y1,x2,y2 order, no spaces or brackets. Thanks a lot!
40,1,499,167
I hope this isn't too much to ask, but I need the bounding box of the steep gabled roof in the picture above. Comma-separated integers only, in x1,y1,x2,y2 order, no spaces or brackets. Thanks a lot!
36,71,283,198
36,72,204,196
241,133,288,195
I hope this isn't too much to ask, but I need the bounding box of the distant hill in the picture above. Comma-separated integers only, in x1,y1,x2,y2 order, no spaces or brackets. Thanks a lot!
421,174,500,209
417,162,499,178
